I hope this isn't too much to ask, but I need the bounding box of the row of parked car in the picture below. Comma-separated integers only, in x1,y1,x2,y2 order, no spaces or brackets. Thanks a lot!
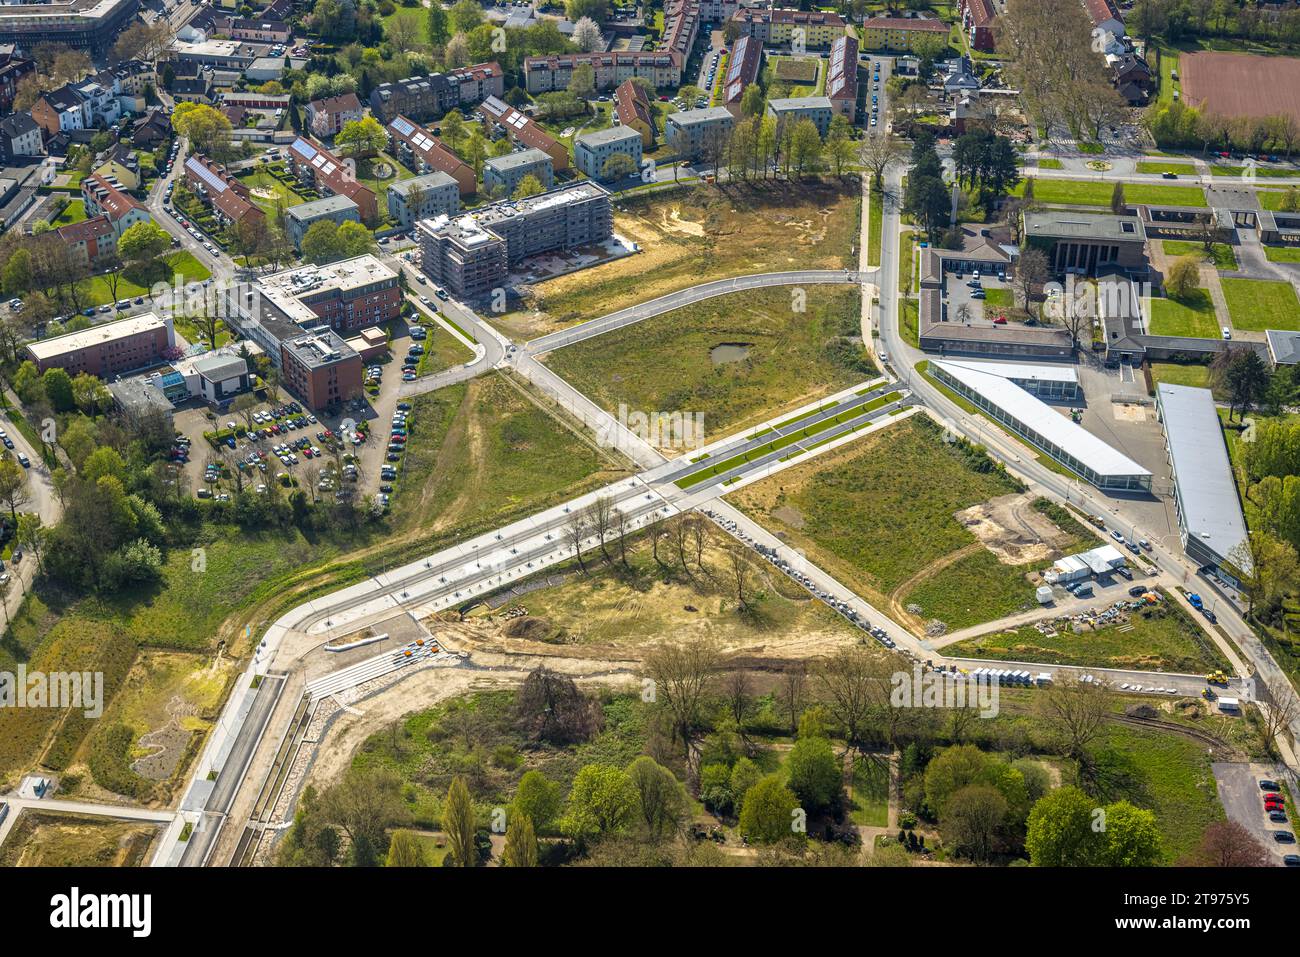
1258,779,1298,863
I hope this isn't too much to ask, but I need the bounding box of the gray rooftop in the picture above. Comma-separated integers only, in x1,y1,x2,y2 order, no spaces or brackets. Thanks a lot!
767,95,834,112
191,352,248,380
1156,383,1250,570
389,171,458,196
576,125,642,148
1266,329,1300,365
284,194,360,222
668,106,733,127
1024,210,1146,242
485,148,552,173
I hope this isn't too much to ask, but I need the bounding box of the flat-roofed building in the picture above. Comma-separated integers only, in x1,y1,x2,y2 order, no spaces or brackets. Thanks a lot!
931,358,1152,491
766,95,834,137
484,148,555,198
386,115,476,197
1156,383,1250,580
0,0,139,56
1023,210,1149,277
387,171,460,228
256,254,402,334
283,194,361,251
665,106,734,159
26,312,175,378
574,126,643,181
279,329,363,413
721,34,763,116
417,182,613,298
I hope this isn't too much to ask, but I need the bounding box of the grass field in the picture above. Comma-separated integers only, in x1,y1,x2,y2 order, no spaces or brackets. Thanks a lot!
1220,277,1300,331
1138,161,1196,175
1259,189,1299,211
946,594,1230,673
238,169,308,222
1162,239,1237,271
83,252,211,308
500,182,861,339
0,812,160,867
546,286,868,445
1147,289,1220,338
868,184,883,267
731,416,1032,612
983,288,1013,308
52,199,88,227
1033,158,1064,170
1149,362,1214,392
391,372,626,540
414,320,475,377
1096,722,1223,864
1013,179,1206,207
1264,245,1300,263
902,548,1043,632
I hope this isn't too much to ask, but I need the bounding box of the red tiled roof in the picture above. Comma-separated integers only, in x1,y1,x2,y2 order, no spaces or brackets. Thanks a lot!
862,16,949,31
614,78,654,129
309,92,362,116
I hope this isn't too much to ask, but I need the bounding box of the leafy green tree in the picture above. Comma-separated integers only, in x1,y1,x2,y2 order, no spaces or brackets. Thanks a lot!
564,764,638,841
511,770,562,833
443,775,478,867
1098,801,1162,866
301,220,344,265
41,367,74,412
385,830,426,866
786,733,841,811
335,115,388,160
2,247,33,296
626,756,687,842
738,774,799,844
729,756,761,806
427,2,449,45
502,812,537,866
449,0,485,33
512,173,546,199
698,763,734,813
740,82,764,118
942,784,1007,862
565,0,609,24
1025,785,1101,866
600,152,638,182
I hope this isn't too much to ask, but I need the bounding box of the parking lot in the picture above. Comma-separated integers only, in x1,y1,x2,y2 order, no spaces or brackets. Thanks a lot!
944,268,1015,326
170,316,425,509
1212,762,1299,865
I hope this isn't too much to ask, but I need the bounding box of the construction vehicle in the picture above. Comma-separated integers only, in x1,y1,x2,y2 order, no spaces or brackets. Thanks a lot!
1205,670,1229,686
1202,688,1217,700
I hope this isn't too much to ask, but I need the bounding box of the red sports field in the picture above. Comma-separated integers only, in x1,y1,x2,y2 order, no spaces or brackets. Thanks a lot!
1180,51,1300,125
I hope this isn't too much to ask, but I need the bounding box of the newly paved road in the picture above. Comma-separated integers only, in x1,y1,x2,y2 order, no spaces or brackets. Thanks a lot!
525,269,869,356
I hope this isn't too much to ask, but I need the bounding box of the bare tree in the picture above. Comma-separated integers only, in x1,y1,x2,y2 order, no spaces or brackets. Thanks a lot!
859,131,906,190
1013,247,1049,315
1256,691,1299,762
728,548,753,611
612,506,631,568
564,510,590,574
586,495,614,564
1179,820,1273,867
1038,674,1109,773
779,664,807,736
724,668,751,730
644,639,721,766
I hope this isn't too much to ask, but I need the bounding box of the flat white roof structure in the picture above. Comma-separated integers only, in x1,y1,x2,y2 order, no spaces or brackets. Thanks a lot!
936,358,1078,386
931,359,1152,491
26,313,170,362
1155,383,1250,575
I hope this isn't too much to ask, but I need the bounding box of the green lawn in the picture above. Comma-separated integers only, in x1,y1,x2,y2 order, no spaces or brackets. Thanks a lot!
52,199,88,227
1137,161,1196,175
1012,179,1206,207
946,592,1230,673
1220,277,1300,332
1147,289,1220,338
983,288,1013,308
1211,164,1300,178
544,285,869,441
1258,189,1299,211
1032,158,1064,170
1149,362,1213,392
1162,239,1237,271
868,184,883,267
84,252,212,308
238,169,309,222
1264,245,1300,263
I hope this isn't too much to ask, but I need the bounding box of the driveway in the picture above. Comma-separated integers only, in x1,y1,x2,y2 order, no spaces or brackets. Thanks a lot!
1212,762,1297,865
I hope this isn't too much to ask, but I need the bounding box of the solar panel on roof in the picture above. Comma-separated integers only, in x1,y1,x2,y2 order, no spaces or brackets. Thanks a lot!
293,139,317,161
390,116,414,137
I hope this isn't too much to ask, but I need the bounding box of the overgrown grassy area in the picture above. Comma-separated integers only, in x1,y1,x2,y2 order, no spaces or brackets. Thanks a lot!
946,594,1231,673
501,181,861,338
544,286,869,443
390,372,627,539
1221,277,1300,331
730,416,1030,613
1012,179,1206,207
1147,289,1220,338
0,812,160,867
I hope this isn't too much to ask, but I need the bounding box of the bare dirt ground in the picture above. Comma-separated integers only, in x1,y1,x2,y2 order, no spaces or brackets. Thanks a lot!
955,491,1071,566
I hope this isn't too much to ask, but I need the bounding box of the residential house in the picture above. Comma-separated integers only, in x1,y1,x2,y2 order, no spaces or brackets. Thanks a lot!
613,78,656,147
722,34,764,116
386,171,460,228
483,148,555,198
574,126,643,181
283,195,360,251
305,92,363,139
386,115,476,197
825,34,858,119
183,153,266,229
81,173,152,236
476,95,569,171
285,136,378,224
0,114,43,161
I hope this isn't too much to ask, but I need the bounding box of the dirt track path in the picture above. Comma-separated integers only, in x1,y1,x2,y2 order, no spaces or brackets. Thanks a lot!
887,543,983,634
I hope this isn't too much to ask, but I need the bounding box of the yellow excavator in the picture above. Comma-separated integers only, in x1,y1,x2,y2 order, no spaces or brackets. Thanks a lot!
1204,671,1229,686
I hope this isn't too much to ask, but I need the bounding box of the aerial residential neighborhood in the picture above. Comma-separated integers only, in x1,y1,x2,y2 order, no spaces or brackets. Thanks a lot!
0,0,1298,927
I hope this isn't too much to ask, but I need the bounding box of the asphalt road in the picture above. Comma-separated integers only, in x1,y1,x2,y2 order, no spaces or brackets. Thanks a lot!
524,269,868,355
